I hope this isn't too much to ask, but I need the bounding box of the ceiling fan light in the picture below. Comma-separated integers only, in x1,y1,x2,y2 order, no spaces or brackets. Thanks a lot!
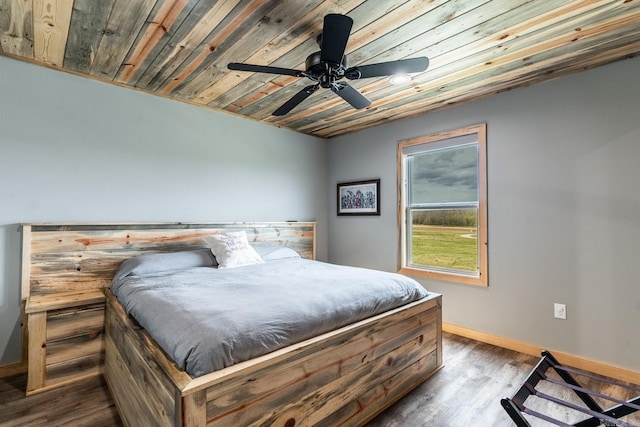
389,73,412,85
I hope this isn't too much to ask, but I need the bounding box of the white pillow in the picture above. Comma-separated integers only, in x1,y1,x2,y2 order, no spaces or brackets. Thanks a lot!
203,231,264,269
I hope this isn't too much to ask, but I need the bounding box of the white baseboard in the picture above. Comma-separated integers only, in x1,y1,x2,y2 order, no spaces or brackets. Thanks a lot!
443,322,640,385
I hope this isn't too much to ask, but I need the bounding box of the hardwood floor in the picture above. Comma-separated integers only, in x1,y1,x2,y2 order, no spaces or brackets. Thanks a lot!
367,334,640,427
366,332,540,427
0,333,637,426
0,373,121,427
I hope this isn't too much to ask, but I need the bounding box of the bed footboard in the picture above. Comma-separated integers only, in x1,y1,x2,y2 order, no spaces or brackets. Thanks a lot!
105,290,442,427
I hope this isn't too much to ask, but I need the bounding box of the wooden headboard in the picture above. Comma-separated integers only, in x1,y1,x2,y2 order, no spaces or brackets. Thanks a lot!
22,222,316,301
21,221,316,394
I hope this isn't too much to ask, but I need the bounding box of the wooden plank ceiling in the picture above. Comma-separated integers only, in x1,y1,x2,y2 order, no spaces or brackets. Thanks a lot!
1,0,639,138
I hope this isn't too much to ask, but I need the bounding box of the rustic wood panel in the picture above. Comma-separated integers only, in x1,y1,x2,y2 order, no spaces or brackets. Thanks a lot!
28,226,314,254
22,222,316,299
133,0,243,90
32,0,73,66
45,352,103,387
303,0,640,137
345,352,439,424
201,307,438,426
255,340,436,426
62,0,115,72
183,391,206,427
0,0,33,56
200,306,436,417
116,0,196,84
26,312,47,394
87,0,157,79
46,303,104,341
157,0,275,96
46,331,103,367
3,0,638,137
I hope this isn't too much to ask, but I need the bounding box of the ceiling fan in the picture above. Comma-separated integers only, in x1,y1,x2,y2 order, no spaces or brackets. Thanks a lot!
228,14,429,116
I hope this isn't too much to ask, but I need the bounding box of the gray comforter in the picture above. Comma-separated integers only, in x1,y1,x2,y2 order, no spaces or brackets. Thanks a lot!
110,250,429,378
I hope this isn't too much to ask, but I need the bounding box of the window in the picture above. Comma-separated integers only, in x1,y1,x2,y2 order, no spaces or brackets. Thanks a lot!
398,124,487,286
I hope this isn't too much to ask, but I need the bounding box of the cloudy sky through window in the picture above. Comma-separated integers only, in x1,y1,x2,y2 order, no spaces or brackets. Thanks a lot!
410,144,478,204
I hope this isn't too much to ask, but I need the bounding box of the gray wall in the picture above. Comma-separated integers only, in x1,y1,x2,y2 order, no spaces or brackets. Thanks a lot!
328,56,640,371
0,56,327,364
2,52,639,372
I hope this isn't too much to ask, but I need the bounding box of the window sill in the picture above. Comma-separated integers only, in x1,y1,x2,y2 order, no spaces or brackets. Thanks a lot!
399,266,488,287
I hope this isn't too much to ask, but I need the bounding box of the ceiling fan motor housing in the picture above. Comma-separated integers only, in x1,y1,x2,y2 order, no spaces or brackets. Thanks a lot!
305,51,347,87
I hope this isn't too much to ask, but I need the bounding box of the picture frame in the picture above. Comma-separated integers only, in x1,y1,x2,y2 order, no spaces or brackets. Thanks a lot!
337,179,380,216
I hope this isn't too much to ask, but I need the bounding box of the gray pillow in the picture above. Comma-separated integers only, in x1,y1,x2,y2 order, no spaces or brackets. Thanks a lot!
254,246,301,261
112,249,217,282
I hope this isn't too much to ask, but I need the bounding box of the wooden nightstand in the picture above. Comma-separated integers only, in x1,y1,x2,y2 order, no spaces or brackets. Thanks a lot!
24,290,105,395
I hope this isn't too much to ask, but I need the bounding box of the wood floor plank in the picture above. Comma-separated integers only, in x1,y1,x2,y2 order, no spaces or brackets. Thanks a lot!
0,333,638,426
0,373,121,427
365,334,640,427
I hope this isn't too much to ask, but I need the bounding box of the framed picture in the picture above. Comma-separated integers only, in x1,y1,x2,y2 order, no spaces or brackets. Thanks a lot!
337,179,380,216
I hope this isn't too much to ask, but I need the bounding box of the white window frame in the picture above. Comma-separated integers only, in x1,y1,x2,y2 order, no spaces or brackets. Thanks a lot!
397,123,488,286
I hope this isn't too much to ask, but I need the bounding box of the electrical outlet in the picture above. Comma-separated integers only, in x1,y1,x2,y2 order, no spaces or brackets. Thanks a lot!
554,303,567,320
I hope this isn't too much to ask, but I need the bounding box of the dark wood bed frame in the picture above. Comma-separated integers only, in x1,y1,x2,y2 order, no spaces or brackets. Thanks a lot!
22,222,442,426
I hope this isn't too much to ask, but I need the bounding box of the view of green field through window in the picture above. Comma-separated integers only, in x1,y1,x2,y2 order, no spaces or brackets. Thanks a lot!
410,208,478,272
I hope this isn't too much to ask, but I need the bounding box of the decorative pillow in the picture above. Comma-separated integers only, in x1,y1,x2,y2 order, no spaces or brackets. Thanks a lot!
203,231,265,269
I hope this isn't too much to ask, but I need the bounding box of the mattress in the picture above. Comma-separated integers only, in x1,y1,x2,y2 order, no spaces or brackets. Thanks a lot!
110,249,429,377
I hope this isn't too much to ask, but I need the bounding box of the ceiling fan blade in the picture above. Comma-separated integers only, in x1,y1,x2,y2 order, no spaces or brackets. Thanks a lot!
272,84,319,116
228,62,303,77
320,14,353,64
345,57,429,79
331,83,371,109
